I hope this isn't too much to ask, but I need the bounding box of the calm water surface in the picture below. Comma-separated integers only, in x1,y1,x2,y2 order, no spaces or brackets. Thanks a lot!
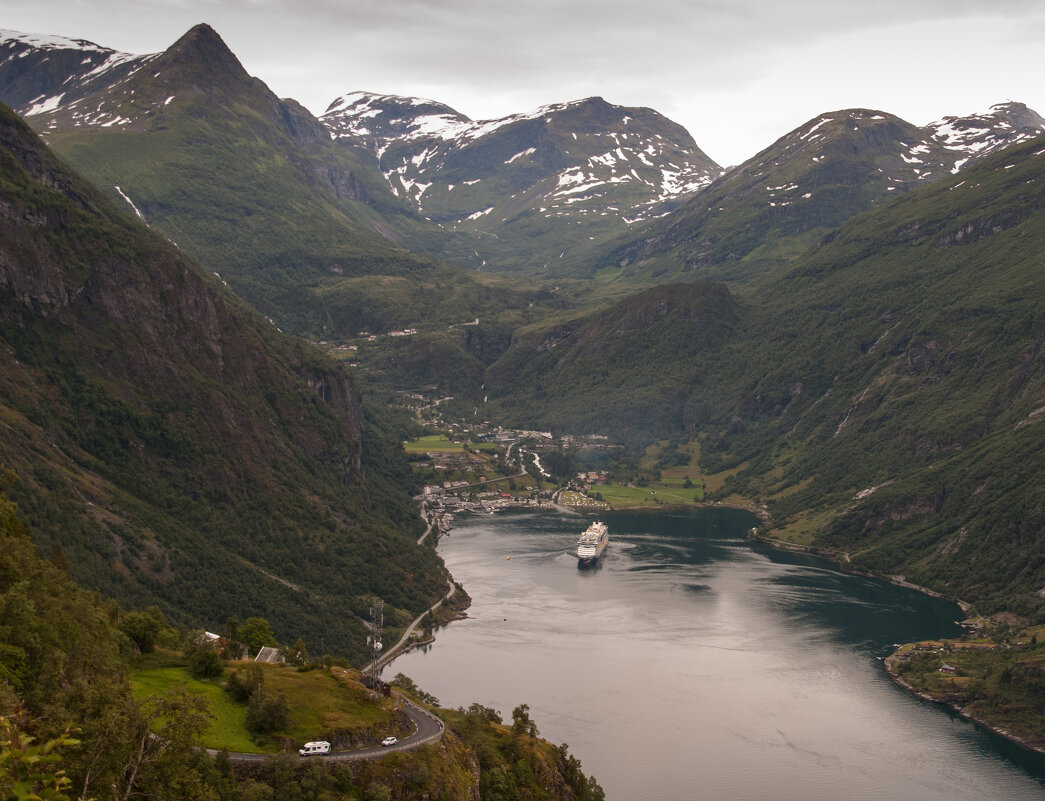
391,509,1045,800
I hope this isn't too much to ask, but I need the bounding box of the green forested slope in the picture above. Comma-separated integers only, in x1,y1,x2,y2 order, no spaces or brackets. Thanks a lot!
0,102,447,659
485,136,1045,616
485,282,739,443
717,135,1045,615
32,24,511,339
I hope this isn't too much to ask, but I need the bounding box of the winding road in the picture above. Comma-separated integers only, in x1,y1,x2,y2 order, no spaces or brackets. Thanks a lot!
209,692,444,763
212,580,456,763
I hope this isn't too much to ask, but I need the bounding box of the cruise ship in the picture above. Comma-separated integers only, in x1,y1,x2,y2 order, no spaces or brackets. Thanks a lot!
576,521,609,566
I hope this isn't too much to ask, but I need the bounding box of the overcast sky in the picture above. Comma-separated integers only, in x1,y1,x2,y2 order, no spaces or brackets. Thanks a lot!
5,0,1044,165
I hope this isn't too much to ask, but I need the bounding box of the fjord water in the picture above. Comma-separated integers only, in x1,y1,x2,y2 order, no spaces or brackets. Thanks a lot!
392,509,1045,800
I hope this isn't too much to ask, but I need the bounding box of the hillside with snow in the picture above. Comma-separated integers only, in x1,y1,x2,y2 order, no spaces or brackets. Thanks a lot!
321,92,723,270
1,25,1042,280
587,105,1045,284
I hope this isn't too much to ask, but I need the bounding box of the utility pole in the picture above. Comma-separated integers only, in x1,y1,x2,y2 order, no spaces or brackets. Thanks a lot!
367,597,384,680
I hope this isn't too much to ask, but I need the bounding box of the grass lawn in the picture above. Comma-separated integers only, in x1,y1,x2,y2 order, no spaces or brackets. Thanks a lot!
404,435,463,453
596,483,701,508
262,664,394,741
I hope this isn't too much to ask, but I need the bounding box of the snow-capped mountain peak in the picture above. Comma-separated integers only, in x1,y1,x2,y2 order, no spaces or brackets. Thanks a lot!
321,92,723,233
926,101,1045,173
0,28,157,128
322,90,473,152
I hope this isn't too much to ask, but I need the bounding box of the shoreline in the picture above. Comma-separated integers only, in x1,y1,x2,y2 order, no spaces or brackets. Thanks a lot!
414,498,1044,761
750,532,972,614
752,530,1045,759
559,498,770,520
882,654,1045,757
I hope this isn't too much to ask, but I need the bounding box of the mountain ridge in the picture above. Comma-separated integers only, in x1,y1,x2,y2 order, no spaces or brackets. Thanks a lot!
3,23,1041,292
585,103,1045,285
0,100,448,657
321,91,724,270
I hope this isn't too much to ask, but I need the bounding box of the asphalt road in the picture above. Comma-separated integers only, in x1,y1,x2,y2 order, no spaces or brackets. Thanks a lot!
370,579,456,673
212,692,444,763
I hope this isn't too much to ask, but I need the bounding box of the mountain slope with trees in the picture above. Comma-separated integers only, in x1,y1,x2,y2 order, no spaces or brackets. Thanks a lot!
585,104,1045,286
485,281,739,443
0,24,519,339
0,483,603,801
484,135,1045,618
0,100,447,659
719,134,1045,616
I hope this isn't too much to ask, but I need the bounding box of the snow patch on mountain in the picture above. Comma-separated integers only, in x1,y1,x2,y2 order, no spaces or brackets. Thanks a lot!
926,102,1045,173
322,91,722,225
505,148,535,165
0,29,110,53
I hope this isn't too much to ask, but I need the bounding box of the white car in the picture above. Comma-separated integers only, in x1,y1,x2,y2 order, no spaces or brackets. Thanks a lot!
380,736,397,747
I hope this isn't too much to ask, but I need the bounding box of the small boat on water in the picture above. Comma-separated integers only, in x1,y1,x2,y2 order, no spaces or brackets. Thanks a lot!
576,521,609,566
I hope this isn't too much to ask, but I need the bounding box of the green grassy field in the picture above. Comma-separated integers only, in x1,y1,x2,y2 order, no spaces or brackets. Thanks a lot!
596,482,702,507
131,667,261,753
404,435,463,453
130,663,398,753
404,435,501,454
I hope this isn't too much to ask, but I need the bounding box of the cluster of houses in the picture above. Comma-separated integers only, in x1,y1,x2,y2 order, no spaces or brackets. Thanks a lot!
576,470,608,485
420,483,556,523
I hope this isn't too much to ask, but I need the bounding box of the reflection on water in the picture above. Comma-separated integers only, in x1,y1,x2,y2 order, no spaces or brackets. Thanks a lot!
391,509,1045,801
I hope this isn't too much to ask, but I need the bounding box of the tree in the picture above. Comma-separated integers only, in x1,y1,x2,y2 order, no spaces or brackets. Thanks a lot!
184,634,223,679
465,703,502,724
245,690,289,735
390,673,439,706
225,664,264,703
91,688,211,801
238,618,278,655
285,637,309,667
48,544,70,575
119,611,163,654
510,704,538,739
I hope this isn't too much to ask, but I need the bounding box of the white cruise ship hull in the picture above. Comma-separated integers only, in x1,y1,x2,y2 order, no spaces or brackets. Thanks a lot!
576,521,609,566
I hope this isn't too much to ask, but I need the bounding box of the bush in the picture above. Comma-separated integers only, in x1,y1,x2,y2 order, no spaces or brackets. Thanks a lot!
245,689,289,735
189,647,224,679
225,664,264,703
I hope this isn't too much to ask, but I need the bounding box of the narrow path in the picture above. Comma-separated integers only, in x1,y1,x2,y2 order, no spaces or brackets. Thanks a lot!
417,513,434,545
370,579,457,673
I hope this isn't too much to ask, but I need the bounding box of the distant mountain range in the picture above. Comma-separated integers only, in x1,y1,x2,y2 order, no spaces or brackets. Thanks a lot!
6,24,1038,288
0,22,1043,626
589,103,1045,283
321,91,722,270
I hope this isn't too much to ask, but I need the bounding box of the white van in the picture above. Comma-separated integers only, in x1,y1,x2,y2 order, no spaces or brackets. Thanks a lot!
298,741,331,756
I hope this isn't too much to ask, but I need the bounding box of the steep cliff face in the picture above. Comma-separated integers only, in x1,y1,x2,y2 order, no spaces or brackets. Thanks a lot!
0,103,446,657
0,101,365,474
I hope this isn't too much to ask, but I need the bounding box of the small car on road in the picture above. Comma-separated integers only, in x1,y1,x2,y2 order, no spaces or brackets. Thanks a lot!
380,736,397,747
